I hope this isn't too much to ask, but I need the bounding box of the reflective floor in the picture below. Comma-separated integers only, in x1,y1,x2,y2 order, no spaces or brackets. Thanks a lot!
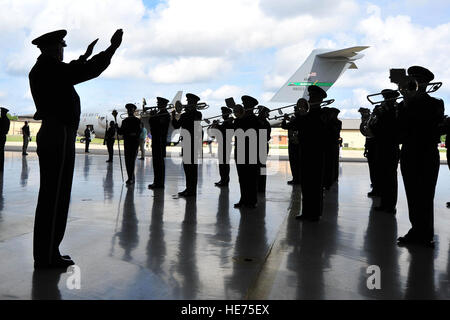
0,151,449,300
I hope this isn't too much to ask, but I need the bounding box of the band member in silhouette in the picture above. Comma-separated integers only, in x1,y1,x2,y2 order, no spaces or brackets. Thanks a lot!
233,96,260,208
29,28,123,268
117,103,141,185
172,93,203,197
444,117,450,208
138,122,147,160
282,102,301,185
257,105,271,193
367,89,400,214
148,97,171,189
22,121,31,156
84,125,91,153
0,107,10,171
396,66,445,247
294,86,328,221
211,106,234,187
359,107,380,197
322,107,342,190
105,120,116,162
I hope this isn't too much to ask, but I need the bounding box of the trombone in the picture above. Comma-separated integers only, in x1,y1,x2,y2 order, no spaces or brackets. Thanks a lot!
267,99,335,120
366,81,442,105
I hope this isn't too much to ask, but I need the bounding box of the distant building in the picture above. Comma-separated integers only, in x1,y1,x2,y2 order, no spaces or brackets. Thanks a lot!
269,119,365,149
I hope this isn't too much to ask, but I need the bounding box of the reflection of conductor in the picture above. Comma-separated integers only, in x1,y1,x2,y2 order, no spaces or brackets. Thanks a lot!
29,28,123,269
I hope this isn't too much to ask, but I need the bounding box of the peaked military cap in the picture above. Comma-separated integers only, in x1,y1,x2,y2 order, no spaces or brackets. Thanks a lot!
381,89,400,99
407,66,434,83
186,93,200,103
32,29,67,48
241,95,259,109
125,103,137,111
307,85,327,99
221,107,232,114
0,107,9,113
156,97,169,105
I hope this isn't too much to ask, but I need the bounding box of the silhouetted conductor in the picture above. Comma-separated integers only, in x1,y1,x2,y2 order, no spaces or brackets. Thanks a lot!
148,97,170,189
233,95,260,208
396,66,445,247
172,93,203,197
29,28,123,269
117,103,141,185
0,107,10,171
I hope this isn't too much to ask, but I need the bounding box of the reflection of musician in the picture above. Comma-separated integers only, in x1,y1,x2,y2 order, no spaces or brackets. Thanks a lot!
257,106,271,193
172,93,203,197
148,97,170,189
233,96,260,208
117,103,141,185
397,66,445,247
294,86,328,221
367,89,400,214
282,102,301,185
211,107,234,187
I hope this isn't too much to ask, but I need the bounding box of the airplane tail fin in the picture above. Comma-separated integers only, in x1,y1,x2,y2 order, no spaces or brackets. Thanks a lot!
270,46,369,103
171,91,183,105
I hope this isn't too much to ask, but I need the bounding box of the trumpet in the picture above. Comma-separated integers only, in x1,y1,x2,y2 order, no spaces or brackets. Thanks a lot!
267,98,335,120
366,81,442,105
171,101,209,113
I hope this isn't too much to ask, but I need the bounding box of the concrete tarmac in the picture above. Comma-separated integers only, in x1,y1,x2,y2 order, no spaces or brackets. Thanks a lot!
0,151,449,299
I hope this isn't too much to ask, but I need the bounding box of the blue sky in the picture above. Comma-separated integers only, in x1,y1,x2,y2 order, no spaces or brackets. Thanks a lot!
0,0,449,119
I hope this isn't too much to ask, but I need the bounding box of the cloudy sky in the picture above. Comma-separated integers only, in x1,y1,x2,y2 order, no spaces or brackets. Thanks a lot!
0,0,449,118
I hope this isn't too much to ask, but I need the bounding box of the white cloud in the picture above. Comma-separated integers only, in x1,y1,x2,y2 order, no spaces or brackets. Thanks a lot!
149,57,231,83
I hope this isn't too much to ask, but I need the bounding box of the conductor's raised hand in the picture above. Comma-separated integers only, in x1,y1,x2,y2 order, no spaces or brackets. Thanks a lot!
82,38,98,59
110,29,123,49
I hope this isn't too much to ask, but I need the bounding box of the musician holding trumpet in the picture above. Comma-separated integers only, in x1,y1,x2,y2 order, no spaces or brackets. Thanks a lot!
210,106,234,187
293,85,330,221
394,66,445,247
172,93,203,197
366,89,401,214
148,97,171,189
282,102,302,185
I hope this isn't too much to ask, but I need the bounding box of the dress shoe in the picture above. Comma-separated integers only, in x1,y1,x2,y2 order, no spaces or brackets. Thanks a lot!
287,180,294,185
148,183,164,189
215,181,229,187
139,157,144,160
447,202,450,208
234,202,243,208
106,160,113,163
34,257,75,270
